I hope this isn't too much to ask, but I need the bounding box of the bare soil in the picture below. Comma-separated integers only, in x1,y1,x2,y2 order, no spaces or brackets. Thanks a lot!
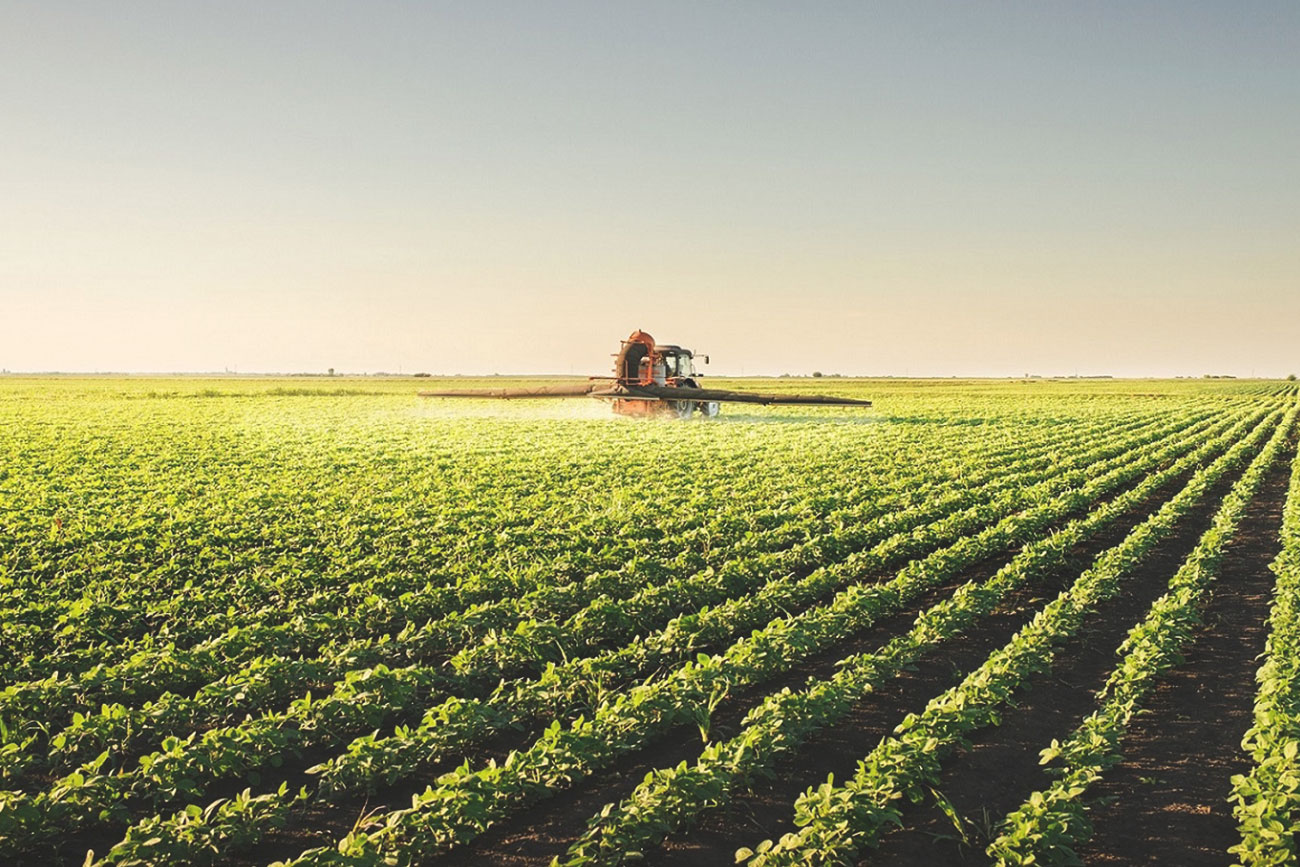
1074,446,1291,866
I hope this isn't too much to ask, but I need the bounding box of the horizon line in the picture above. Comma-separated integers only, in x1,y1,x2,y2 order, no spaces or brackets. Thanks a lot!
0,371,1279,381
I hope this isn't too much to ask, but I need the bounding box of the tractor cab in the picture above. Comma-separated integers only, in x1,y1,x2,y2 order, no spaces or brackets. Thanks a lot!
653,345,698,383
653,344,718,418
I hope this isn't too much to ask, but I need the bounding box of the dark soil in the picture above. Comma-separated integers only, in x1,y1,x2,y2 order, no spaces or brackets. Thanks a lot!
848,440,1292,867
423,454,1210,866
1074,449,1291,866
648,448,1256,867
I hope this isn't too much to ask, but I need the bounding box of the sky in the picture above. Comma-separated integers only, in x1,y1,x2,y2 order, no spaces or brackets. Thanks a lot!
1,2,1297,377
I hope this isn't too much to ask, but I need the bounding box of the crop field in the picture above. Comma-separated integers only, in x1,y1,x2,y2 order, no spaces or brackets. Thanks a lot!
3,376,1300,867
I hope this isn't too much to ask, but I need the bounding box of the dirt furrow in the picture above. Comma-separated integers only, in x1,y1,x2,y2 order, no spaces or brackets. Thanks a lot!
855,440,1291,867
1074,448,1292,866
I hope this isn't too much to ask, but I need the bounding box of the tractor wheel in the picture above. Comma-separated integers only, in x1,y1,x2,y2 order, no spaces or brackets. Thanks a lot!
675,379,716,419
671,394,695,419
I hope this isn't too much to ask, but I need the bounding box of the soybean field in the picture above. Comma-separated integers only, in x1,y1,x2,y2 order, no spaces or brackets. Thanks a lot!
2,376,1299,867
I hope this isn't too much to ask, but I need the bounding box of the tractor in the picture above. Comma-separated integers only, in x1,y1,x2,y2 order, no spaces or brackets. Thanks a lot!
418,329,872,418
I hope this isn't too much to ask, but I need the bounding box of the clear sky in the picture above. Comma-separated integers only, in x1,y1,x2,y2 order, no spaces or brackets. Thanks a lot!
2,2,1296,377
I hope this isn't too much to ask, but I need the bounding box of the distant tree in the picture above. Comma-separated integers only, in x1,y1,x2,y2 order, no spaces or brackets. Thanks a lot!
328,367,335,376
812,371,823,378
1289,373,1297,381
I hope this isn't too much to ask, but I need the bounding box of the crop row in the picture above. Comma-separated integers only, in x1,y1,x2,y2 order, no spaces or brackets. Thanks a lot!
1,456,822,678
985,404,1297,865
4,400,1213,689
0,408,1206,863
1229,429,1300,866
310,408,1232,789
239,408,1270,867
0,404,1155,709
6,412,979,673
0,408,1195,788
1,406,1204,861
735,406,1292,866
555,404,1272,864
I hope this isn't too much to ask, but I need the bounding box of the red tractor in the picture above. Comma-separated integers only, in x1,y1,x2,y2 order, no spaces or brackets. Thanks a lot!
609,329,719,418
